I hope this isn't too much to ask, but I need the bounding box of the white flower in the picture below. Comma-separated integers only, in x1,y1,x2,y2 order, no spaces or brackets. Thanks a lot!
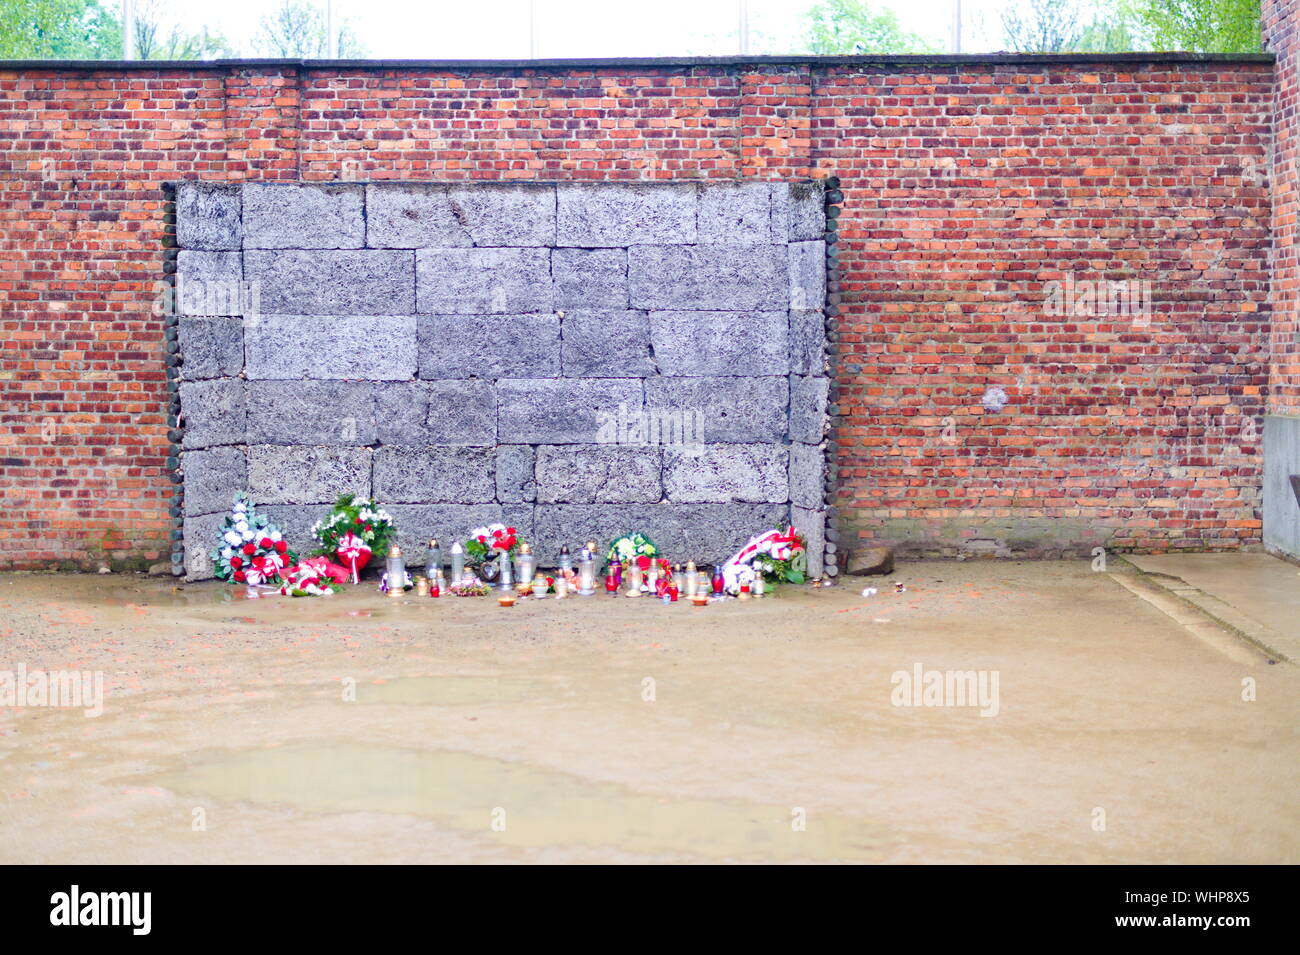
242,529,254,541
224,531,241,546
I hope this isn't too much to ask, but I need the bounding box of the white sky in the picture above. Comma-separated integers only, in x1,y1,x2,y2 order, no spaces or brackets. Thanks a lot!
158,0,1067,59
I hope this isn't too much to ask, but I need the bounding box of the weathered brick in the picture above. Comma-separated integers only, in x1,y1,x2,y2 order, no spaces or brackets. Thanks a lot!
698,181,773,244
495,444,536,503
244,250,416,315
789,375,829,444
177,251,243,316
663,445,789,503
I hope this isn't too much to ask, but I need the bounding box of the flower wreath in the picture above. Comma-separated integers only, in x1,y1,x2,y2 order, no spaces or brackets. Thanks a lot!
311,494,397,582
464,523,522,561
210,492,295,585
604,532,658,574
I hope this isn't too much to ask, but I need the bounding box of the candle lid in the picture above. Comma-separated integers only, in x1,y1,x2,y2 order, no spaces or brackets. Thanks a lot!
519,542,532,554
428,537,439,547
388,544,402,557
560,544,569,554
450,541,463,553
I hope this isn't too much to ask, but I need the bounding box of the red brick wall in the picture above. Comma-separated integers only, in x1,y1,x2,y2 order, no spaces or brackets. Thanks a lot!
0,56,1278,568
1265,0,1298,415
817,62,1274,556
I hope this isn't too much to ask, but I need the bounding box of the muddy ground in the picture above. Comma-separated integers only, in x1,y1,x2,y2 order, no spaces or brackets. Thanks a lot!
1,560,1295,864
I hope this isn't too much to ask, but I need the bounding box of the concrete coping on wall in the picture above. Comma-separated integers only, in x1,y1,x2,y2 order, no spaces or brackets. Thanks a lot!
0,52,1276,72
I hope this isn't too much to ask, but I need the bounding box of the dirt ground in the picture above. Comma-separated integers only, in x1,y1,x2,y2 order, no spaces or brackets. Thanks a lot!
1,560,1296,864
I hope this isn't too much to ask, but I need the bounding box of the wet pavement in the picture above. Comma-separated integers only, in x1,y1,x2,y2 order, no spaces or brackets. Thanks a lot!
1,561,1296,864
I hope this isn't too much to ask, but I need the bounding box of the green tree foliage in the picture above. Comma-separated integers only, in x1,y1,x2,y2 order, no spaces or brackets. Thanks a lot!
1129,0,1261,53
0,0,119,58
803,0,941,55
255,0,366,58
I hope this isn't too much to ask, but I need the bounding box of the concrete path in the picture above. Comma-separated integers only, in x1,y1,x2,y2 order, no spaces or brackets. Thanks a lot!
1123,553,1300,663
1,562,1295,864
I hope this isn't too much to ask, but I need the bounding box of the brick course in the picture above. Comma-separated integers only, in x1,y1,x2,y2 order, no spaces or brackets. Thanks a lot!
0,46,1289,568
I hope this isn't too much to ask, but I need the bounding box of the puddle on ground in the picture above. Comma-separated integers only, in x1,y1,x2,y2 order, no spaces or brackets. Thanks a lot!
154,742,880,862
357,676,540,705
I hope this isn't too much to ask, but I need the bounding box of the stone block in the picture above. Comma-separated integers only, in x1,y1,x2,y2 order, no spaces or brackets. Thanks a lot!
247,445,371,505
243,183,365,249
181,511,225,580
382,503,506,567
648,310,788,376
425,379,496,445
788,240,826,311
182,446,247,517
789,375,830,444
497,378,643,444
698,182,773,245
374,381,432,446
556,182,696,246
176,182,241,251
245,380,376,445
663,445,789,503
644,376,786,444
178,316,244,380
373,446,496,504
177,251,243,316
366,183,555,248
417,313,559,379
791,505,826,578
416,248,553,313
244,250,416,315
180,378,245,449
552,248,628,308
530,502,789,565
535,445,663,504
789,442,827,509
780,180,827,242
259,505,324,557
496,445,536,503
561,310,655,377
245,315,416,380
790,308,827,375
628,245,787,310
846,546,895,576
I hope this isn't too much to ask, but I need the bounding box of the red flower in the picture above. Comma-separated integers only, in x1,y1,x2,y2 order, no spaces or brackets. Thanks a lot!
492,528,503,539
233,570,246,582
506,526,516,535
498,536,516,551
242,542,256,556
636,555,651,570
260,537,273,550
364,525,371,533
230,556,242,569
275,541,287,554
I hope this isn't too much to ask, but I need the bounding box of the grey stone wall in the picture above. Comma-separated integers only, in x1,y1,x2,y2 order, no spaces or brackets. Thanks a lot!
176,180,828,578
